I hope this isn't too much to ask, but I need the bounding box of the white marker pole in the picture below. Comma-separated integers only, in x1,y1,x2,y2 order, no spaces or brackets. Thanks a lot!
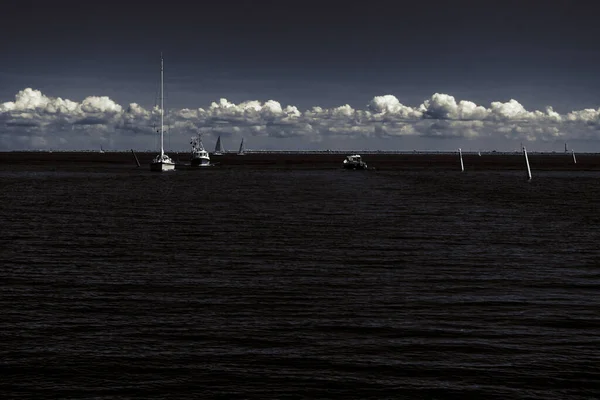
459,148,464,172
523,146,532,180
572,149,577,164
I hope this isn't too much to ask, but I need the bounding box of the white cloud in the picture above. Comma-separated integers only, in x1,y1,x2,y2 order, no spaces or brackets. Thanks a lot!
368,95,423,119
2,87,600,150
566,108,600,124
420,93,490,121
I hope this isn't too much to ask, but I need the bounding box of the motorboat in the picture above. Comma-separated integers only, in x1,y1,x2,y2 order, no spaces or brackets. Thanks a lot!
342,154,368,170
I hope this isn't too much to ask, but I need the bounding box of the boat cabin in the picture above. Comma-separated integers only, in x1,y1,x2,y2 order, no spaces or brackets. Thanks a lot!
345,155,362,163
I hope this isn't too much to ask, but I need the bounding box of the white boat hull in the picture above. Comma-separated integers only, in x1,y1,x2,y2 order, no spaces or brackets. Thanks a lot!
191,157,211,167
150,162,176,172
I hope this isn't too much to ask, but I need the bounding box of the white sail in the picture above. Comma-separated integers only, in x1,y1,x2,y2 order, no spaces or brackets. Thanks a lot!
214,136,224,155
150,53,175,172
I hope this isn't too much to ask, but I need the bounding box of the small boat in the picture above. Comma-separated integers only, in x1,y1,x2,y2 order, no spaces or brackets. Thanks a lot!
150,53,175,172
237,138,245,156
190,133,211,167
343,154,368,170
213,135,224,156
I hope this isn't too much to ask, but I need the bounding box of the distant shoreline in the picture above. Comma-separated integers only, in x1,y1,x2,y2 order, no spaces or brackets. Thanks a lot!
1,151,596,171
2,150,597,155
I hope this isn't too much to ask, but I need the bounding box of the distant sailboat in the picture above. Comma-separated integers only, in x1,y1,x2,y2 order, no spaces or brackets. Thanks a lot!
237,138,245,156
213,135,224,156
150,53,176,172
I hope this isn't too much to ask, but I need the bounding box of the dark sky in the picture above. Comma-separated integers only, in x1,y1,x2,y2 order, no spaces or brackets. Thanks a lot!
1,0,600,151
2,0,599,110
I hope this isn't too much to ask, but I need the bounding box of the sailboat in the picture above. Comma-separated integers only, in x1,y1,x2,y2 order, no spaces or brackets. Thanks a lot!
150,53,176,172
237,138,245,156
190,132,211,167
213,135,224,156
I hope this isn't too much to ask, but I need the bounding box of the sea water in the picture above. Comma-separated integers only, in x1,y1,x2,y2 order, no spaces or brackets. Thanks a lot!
1,166,599,398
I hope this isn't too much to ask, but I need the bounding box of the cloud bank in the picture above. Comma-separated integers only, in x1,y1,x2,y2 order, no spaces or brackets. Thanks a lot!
1,88,600,150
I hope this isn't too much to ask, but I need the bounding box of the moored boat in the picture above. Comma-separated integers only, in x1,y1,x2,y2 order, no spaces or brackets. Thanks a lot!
190,133,211,167
149,53,175,172
342,154,368,170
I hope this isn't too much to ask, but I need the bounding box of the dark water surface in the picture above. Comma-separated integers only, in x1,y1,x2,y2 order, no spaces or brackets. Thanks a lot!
1,161,599,399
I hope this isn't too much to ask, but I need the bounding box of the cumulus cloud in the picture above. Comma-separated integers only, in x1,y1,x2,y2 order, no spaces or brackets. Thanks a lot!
1,88,599,150
421,93,489,120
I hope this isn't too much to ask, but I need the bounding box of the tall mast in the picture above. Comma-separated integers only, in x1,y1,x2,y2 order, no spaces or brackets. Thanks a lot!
160,52,164,157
